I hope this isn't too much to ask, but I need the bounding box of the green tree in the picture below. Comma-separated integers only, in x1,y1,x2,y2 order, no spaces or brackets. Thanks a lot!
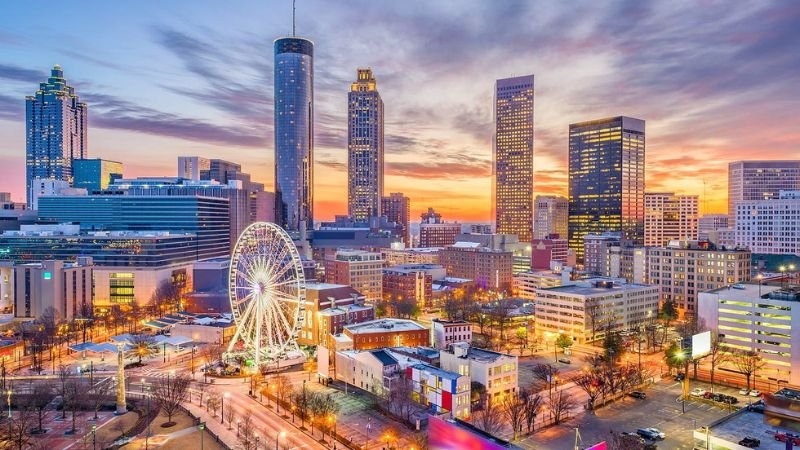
659,300,678,346
603,330,624,363
664,342,686,373
555,334,573,354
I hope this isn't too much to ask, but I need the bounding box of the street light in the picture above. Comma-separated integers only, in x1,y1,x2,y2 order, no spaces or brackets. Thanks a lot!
275,430,286,450
92,424,97,450
237,419,241,437
255,433,260,449
199,422,205,450
141,377,145,393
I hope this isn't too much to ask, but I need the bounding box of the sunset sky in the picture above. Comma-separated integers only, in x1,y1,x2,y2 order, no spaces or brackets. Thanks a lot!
0,1,798,222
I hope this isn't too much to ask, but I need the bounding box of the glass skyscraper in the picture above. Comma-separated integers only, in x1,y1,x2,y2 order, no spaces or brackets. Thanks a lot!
348,68,384,222
25,65,88,205
494,75,535,242
568,116,645,260
73,158,123,192
274,37,314,232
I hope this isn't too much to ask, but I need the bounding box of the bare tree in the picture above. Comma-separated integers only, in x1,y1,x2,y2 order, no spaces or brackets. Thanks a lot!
502,393,526,440
522,390,544,434
548,390,576,425
238,411,257,450
608,430,650,450
273,374,293,414
206,393,221,417
572,370,604,411
729,349,766,391
411,431,429,450
224,407,236,430
531,363,560,399
385,375,415,424
472,393,503,435
88,378,113,420
26,382,53,433
489,299,514,340
152,374,191,426
585,298,603,343
2,408,36,450
707,334,727,393
56,364,72,419
64,379,87,434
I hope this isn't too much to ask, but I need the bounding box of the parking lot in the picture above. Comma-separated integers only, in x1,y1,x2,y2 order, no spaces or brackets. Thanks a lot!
519,377,747,449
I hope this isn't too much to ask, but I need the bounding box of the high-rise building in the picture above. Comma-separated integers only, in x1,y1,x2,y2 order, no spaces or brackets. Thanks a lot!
494,75,535,242
177,156,211,181
698,214,730,241
728,160,800,225
73,159,123,192
644,192,698,247
583,232,622,276
25,65,88,206
274,37,314,232
735,190,800,255
381,193,410,245
419,208,461,248
648,240,751,318
348,68,384,222
568,116,645,260
533,195,568,240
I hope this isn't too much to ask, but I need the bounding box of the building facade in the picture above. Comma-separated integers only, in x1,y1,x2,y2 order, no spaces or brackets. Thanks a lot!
419,208,461,248
323,249,384,302
583,232,622,276
438,243,513,291
408,363,471,419
177,156,211,181
535,278,660,344
513,269,570,300
298,282,373,347
72,159,123,192
382,247,440,266
431,319,473,350
734,191,800,255
26,65,88,206
274,37,314,232
381,193,411,245
342,319,429,350
531,235,569,270
698,214,730,241
533,195,568,240
644,192,699,247
648,241,751,317
383,264,444,310
12,258,93,321
494,75,535,242
348,69,384,222
568,116,645,260
439,343,518,403
728,160,800,225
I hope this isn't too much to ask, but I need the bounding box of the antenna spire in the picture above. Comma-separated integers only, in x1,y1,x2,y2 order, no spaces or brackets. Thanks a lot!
292,0,296,36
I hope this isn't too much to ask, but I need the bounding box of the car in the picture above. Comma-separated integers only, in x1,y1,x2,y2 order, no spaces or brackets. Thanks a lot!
747,402,765,413
674,373,685,381
750,390,761,397
628,391,647,399
558,358,571,364
739,388,750,395
712,393,724,402
739,437,761,448
722,395,738,404
703,391,715,399
691,388,707,397
774,432,800,445
636,428,666,441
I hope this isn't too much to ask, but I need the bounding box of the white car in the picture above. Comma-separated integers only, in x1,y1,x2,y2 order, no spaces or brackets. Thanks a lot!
691,388,706,397
739,388,750,395
750,390,761,397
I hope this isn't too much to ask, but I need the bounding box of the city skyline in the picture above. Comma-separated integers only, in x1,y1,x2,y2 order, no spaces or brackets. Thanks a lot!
0,1,798,222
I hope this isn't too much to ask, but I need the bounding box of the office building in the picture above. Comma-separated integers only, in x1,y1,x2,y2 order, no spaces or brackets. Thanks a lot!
698,214,730,241
470,224,492,234
298,282,373,347
37,194,230,259
431,319,473,350
25,65,88,205
29,178,86,210
382,246,440,266
383,264,445,311
644,193,699,246
494,75,535,242
535,278,659,344
533,195,568,240
699,283,800,385
12,257,93,321
274,37,314,232
513,268,571,300
735,190,800,255
606,244,648,284
583,232,622,276
440,343,518,403
348,68,384,222
72,159,123,191
183,258,230,314
177,156,211,181
340,318,429,350
531,235,569,270
419,208,461,248
648,241,751,317
381,193,410,245
324,249,383,303
568,116,645,259
438,242,513,291
728,160,800,225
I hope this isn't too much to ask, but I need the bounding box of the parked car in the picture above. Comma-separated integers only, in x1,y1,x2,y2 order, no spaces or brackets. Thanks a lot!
628,391,647,399
691,388,707,397
703,391,715,399
637,428,666,441
558,358,571,364
712,393,724,402
739,388,750,395
674,373,685,381
750,390,761,397
774,432,800,445
747,401,765,413
739,437,761,448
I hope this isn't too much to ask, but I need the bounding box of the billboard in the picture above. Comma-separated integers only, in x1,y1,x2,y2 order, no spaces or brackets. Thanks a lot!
692,331,711,359
429,416,513,450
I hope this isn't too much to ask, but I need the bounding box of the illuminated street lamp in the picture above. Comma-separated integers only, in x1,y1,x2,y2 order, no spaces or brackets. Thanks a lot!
221,392,230,423
275,430,286,450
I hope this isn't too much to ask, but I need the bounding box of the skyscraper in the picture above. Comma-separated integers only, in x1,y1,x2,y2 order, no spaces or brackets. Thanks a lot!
727,160,800,225
494,75,534,242
274,37,314,232
348,68,384,222
568,116,645,260
73,159,123,192
26,65,88,205
644,192,698,246
533,195,568,240
382,193,410,245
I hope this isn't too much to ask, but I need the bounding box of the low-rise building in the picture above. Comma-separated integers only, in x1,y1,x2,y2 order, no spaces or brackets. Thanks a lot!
513,267,572,300
535,278,659,344
324,249,384,303
419,208,461,248
432,319,473,349
171,319,236,345
408,363,471,419
381,246,441,266
383,264,444,310
339,318,429,350
531,235,569,270
12,257,94,321
299,282,372,347
439,343,517,403
335,349,400,396
439,242,513,292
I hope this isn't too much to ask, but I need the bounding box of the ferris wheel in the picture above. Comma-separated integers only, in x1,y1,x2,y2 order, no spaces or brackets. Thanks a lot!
226,222,306,367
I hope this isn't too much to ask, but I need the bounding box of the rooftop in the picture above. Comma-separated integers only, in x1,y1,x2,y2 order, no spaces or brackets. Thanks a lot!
370,349,399,367
411,362,463,380
384,264,445,274
344,318,427,334
703,283,784,300
318,304,373,316
384,247,442,254
541,277,653,296
706,410,789,450
447,343,515,363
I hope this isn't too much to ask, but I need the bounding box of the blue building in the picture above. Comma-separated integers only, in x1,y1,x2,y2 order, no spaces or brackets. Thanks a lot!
274,37,314,233
73,158,123,192
25,65,88,205
568,116,645,260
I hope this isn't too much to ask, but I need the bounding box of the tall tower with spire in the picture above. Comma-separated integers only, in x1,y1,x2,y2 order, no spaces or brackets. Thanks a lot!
25,65,88,206
347,68,384,222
